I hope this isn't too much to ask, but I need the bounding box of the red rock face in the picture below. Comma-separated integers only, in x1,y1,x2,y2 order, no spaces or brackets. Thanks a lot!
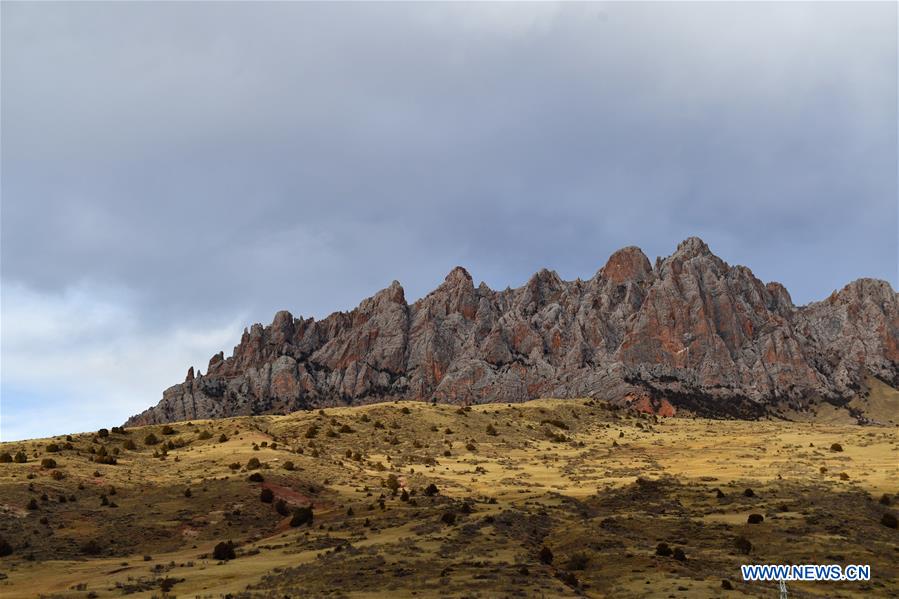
125,238,899,425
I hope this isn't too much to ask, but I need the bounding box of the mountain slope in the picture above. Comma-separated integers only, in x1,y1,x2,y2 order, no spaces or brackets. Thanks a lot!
126,238,899,425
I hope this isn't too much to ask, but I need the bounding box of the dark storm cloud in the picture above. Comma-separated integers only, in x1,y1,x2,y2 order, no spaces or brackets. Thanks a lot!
1,2,896,439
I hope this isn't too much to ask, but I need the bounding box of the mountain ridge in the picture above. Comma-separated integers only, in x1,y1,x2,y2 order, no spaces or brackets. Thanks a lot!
126,238,899,426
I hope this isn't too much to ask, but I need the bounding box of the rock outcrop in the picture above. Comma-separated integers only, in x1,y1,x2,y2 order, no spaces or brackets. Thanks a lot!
126,238,899,425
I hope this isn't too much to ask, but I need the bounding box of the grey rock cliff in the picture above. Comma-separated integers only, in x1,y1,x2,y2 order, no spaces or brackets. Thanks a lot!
126,238,899,425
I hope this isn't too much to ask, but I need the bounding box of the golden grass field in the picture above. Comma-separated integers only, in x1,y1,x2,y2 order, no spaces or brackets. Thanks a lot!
0,398,897,598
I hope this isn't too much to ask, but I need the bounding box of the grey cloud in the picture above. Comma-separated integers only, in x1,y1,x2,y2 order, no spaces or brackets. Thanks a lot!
2,1,896,327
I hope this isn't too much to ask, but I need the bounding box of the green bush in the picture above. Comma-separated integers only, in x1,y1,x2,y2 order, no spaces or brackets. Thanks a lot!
289,505,314,527
212,540,236,561
81,539,104,556
734,536,752,554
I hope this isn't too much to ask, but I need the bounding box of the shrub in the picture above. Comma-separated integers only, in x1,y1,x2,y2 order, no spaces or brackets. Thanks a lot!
715,488,726,498
880,494,892,506
401,406,411,415
282,460,295,471
743,488,755,498
881,512,898,529
260,488,274,503
161,425,176,435
123,439,137,450
41,458,57,469
248,473,264,483
465,442,477,452
721,579,734,590
98,428,109,438
51,470,65,481
212,541,236,561
441,511,456,525
290,505,314,527
0,535,12,557
747,513,764,524
304,425,319,439
486,424,498,436
46,443,61,453
246,457,261,470
197,430,212,440
386,474,400,493
144,433,160,446
218,434,228,443
734,536,752,554
830,443,843,452
229,462,240,470
566,552,590,570
27,498,38,510
672,548,686,561
538,545,554,565
655,543,672,557
81,539,103,555
275,499,290,516
14,451,27,463
0,452,11,463
424,483,439,496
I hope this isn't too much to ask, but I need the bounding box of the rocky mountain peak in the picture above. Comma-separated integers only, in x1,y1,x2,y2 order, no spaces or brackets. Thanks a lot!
126,239,898,426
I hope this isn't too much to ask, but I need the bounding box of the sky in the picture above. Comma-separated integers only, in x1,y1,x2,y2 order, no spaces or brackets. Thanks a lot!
1,2,896,441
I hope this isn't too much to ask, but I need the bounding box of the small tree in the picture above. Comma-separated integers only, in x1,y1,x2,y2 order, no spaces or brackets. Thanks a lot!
290,505,314,527
14,451,27,463
98,428,110,438
213,540,236,561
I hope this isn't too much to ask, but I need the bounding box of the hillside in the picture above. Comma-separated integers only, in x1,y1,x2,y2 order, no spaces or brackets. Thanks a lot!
126,238,899,427
2,399,897,598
